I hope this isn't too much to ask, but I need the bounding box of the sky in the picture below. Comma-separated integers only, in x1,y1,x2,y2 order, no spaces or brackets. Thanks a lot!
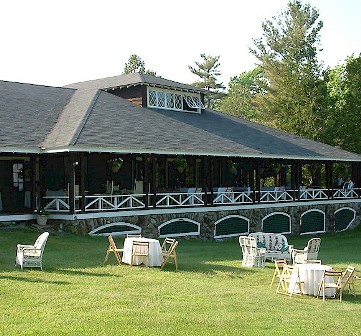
1,0,361,88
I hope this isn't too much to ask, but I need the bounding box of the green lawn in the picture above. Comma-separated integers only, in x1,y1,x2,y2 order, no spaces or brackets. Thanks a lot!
0,225,360,336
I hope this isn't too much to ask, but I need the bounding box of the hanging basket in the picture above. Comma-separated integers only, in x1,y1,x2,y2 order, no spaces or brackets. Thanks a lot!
111,165,121,173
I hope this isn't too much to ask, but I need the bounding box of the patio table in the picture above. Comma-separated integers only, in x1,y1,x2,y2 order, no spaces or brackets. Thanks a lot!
288,263,335,296
122,237,163,267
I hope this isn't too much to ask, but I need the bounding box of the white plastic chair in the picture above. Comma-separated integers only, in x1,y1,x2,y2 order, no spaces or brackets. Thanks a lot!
16,232,49,270
291,238,321,264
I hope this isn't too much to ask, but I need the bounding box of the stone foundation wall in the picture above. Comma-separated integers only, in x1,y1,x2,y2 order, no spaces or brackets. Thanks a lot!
47,202,361,239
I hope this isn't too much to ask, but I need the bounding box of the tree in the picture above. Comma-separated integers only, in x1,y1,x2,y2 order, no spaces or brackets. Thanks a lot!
216,67,267,122
322,54,361,153
189,54,225,109
123,54,157,76
250,0,325,139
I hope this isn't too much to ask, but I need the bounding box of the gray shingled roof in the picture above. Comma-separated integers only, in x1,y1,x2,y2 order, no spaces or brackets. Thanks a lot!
72,90,360,161
0,80,73,150
1,74,360,161
66,72,204,93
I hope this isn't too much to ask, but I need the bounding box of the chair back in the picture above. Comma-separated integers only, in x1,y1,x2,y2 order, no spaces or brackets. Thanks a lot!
341,265,355,286
108,235,118,250
161,238,178,270
307,238,321,252
239,236,258,254
34,232,50,253
323,270,343,286
275,259,288,275
162,238,176,253
306,237,321,259
127,234,142,238
132,241,149,255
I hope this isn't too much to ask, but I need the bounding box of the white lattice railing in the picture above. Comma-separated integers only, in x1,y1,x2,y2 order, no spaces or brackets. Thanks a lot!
258,190,294,202
155,192,204,207
42,188,359,213
333,188,359,199
84,194,146,211
44,196,71,212
298,188,329,200
213,191,253,204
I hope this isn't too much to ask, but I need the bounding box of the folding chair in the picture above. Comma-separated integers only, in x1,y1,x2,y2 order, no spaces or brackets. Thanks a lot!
276,265,304,297
131,241,149,266
341,265,356,297
104,235,124,265
270,259,287,288
317,270,343,302
160,238,178,270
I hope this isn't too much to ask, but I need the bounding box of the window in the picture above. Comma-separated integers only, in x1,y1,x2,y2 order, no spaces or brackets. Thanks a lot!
12,162,24,191
147,87,203,113
184,95,205,109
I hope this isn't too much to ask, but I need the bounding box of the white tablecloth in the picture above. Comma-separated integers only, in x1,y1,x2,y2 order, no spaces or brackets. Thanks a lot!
122,237,163,267
289,263,335,296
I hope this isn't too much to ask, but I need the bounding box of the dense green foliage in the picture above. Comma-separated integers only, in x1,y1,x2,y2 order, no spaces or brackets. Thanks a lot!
215,67,266,122
189,53,225,109
214,0,361,154
123,54,157,76
321,55,361,153
249,0,324,139
0,227,360,335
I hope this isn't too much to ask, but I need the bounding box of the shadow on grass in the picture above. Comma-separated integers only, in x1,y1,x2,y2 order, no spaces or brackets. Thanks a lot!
0,274,69,285
49,267,123,278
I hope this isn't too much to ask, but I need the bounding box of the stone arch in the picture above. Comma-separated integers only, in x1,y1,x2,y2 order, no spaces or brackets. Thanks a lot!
262,212,291,234
300,209,325,235
334,207,356,232
158,218,200,238
88,222,141,236
214,215,250,239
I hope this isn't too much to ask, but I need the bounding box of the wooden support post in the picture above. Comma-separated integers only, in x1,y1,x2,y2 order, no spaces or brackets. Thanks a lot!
144,155,149,209
30,155,37,210
79,153,86,212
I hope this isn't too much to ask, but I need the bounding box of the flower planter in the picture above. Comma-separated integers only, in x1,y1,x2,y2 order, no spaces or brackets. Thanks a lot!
111,165,121,173
36,215,48,226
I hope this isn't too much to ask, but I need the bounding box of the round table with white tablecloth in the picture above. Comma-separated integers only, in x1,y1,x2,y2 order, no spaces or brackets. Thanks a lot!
289,263,335,296
122,237,163,267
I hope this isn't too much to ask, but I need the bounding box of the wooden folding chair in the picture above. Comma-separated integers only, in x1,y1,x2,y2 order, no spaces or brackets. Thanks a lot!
341,265,356,297
160,238,178,270
270,259,287,288
104,235,124,265
317,270,343,302
131,241,149,266
276,265,304,297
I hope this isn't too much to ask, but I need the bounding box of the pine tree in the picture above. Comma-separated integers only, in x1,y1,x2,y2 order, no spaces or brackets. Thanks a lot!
189,54,225,109
123,54,156,76
250,0,324,139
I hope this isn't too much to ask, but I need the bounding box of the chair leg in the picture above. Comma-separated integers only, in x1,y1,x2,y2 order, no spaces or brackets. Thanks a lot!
270,272,276,288
103,250,110,264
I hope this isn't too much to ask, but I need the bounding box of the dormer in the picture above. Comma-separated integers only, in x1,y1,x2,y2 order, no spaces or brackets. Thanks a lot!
147,86,205,113
101,72,206,113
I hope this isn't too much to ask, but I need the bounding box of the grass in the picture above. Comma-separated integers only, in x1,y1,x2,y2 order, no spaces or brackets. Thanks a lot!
0,226,361,335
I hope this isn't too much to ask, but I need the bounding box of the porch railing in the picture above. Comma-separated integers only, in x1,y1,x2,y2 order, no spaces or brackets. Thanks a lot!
258,190,294,202
155,192,204,207
84,194,146,211
298,188,329,200
42,187,360,213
